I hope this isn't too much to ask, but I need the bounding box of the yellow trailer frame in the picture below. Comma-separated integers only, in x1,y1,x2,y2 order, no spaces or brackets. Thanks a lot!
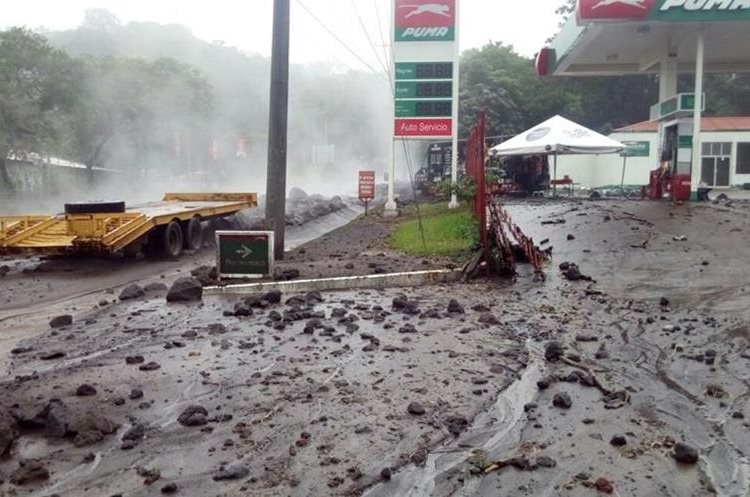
0,193,257,255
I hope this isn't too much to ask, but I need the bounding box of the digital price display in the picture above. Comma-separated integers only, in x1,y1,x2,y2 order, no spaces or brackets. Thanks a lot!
395,62,454,80
395,100,452,118
415,62,453,79
415,101,452,117
416,82,452,98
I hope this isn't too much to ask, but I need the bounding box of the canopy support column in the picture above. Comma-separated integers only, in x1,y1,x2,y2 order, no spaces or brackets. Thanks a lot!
691,31,705,197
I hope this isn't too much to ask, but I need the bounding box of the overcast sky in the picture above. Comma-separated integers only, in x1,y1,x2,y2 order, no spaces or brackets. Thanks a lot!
3,0,563,71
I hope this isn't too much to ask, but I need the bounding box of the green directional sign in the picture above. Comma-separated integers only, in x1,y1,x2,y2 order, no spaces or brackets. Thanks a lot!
395,100,452,118
622,141,651,157
216,231,274,279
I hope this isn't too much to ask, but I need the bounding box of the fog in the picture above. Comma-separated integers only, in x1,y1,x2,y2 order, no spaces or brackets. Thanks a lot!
0,9,400,215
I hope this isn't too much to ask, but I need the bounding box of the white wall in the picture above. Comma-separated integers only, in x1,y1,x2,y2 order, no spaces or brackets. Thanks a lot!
555,132,658,188
557,130,750,188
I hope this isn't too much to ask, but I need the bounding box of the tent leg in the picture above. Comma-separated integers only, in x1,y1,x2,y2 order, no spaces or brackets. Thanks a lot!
621,155,627,196
553,154,557,197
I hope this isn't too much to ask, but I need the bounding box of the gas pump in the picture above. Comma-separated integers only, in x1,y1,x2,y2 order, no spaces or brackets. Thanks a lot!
646,118,694,201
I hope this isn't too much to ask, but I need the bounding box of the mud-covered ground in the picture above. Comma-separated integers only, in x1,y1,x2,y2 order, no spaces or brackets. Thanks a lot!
1,198,750,497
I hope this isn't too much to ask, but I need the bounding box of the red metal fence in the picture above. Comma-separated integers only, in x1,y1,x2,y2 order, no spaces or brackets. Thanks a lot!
464,111,548,280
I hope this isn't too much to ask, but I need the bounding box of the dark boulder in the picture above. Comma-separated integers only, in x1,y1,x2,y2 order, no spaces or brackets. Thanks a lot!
49,315,73,329
166,278,203,303
0,406,20,456
190,266,218,286
213,464,250,481
119,284,145,301
673,443,699,464
178,406,208,427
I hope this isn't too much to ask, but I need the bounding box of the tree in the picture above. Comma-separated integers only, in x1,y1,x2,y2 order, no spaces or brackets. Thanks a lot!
64,56,214,176
0,28,78,191
459,43,584,137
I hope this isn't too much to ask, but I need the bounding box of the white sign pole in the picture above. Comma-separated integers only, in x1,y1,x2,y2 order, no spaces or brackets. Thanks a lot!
448,0,460,209
385,0,398,216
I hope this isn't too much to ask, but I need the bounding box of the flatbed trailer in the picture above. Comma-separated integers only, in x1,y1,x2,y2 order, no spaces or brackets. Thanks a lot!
0,193,257,257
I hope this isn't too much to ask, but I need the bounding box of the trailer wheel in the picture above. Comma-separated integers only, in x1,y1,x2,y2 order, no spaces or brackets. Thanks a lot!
183,217,203,251
161,221,183,258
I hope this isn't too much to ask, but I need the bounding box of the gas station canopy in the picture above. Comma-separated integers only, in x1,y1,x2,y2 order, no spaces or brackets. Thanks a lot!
538,0,750,197
540,0,750,77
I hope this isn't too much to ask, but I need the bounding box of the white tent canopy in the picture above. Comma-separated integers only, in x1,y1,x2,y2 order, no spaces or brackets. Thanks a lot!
491,115,625,156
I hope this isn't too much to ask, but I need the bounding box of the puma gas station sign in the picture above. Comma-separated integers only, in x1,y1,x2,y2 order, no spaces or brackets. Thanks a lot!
393,0,458,139
394,0,456,41
579,0,750,22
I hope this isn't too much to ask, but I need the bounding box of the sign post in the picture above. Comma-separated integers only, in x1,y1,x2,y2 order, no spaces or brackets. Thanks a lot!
216,231,275,280
359,170,376,215
390,0,460,213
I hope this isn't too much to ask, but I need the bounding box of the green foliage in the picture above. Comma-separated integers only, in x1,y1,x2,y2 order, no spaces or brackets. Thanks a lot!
458,42,586,137
0,28,79,189
391,204,477,258
434,177,477,203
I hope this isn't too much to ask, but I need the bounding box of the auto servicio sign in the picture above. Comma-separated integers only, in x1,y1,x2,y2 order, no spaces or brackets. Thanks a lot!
578,0,750,22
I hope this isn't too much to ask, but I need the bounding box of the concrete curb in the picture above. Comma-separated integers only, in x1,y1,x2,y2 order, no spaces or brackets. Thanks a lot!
204,269,463,295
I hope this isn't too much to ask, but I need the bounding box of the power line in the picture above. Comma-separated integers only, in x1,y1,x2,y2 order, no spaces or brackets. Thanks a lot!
373,0,394,87
349,0,390,76
294,0,388,80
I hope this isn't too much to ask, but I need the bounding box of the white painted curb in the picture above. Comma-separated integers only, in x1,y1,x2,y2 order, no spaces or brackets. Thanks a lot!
204,269,463,295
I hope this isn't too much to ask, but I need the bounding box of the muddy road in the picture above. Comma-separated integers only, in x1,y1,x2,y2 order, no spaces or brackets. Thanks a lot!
1,199,749,497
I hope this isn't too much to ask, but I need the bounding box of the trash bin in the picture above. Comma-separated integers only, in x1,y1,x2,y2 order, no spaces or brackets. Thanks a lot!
671,174,692,202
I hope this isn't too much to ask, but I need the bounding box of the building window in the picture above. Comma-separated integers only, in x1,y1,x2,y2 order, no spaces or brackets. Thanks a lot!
738,143,750,175
701,142,732,187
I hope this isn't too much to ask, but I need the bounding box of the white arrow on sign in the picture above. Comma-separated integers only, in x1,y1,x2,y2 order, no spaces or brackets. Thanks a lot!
235,245,254,259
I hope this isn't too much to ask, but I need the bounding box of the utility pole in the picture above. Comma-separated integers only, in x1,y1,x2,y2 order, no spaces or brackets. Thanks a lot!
265,0,291,260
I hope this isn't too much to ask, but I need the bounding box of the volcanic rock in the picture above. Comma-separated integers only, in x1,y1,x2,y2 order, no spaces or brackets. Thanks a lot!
544,342,564,362
49,315,73,328
444,415,469,435
166,278,203,302
190,266,218,286
213,464,250,481
263,290,282,304
552,392,572,409
407,402,426,415
74,430,104,447
123,424,146,441
594,477,614,494
161,482,178,494
447,299,465,314
610,435,627,447
275,269,300,281
76,384,97,396
178,406,208,427
43,399,74,437
10,459,49,485
119,284,145,301
0,406,20,456
673,443,699,464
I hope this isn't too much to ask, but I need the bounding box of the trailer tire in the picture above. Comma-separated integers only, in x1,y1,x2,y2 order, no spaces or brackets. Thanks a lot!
161,221,183,258
183,217,203,251
64,201,126,214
